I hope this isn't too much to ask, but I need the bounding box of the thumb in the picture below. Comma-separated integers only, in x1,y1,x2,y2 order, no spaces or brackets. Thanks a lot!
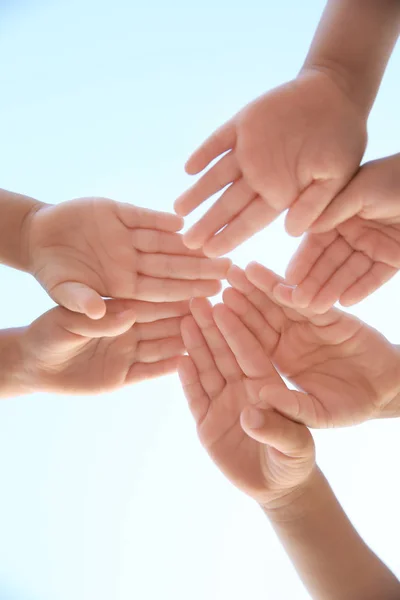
240,405,312,457
50,281,106,320
55,303,137,341
258,384,329,429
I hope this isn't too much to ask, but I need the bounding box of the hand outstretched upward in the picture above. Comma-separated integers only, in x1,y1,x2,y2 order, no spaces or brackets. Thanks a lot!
221,263,400,428
174,70,366,256
282,153,400,312
12,299,189,396
178,297,315,508
28,197,231,319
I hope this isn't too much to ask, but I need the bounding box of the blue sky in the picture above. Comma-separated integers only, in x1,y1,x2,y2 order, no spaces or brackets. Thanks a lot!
0,1,399,599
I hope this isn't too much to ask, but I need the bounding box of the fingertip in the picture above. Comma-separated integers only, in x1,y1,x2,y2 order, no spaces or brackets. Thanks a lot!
182,231,203,251
284,213,305,238
273,283,294,305
240,406,265,430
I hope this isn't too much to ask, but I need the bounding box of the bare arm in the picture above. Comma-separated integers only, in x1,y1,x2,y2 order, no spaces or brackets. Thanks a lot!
0,188,45,271
264,467,400,600
302,0,400,117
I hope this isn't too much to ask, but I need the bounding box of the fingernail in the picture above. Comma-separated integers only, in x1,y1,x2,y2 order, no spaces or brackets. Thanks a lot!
243,406,265,429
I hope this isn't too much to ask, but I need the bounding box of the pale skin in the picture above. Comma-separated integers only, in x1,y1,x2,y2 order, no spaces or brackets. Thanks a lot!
282,153,400,311
179,297,400,599
174,0,400,256
0,189,231,319
0,298,190,398
221,263,400,428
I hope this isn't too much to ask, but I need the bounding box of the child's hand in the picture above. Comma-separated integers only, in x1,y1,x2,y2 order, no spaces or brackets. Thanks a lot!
283,153,400,312
178,297,315,509
18,298,189,394
174,70,367,256
28,198,231,319
222,263,400,428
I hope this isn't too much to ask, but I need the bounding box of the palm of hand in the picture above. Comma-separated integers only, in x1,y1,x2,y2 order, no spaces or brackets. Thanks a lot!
176,70,366,255
286,154,400,311
21,300,186,394
284,218,400,313
29,197,229,317
226,264,400,427
179,298,314,504
30,198,140,301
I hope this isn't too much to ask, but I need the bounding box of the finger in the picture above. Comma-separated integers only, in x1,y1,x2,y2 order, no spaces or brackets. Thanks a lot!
190,297,242,382
174,152,241,216
132,230,207,257
182,177,255,250
118,203,183,232
244,262,323,326
50,281,106,320
290,235,353,309
309,182,363,233
180,314,225,398
213,303,280,381
127,356,180,383
137,336,185,363
245,262,284,297
240,404,313,456
134,276,222,302
339,263,397,307
203,197,279,257
259,385,332,429
232,264,287,331
51,304,137,348
178,355,210,426
285,231,339,286
123,299,190,322
222,288,279,353
307,251,372,313
285,179,344,237
185,120,237,175
138,253,231,280
135,316,182,341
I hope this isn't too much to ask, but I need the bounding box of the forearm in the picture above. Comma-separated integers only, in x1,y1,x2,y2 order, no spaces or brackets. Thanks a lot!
263,467,400,600
0,328,30,399
301,0,400,117
0,188,45,272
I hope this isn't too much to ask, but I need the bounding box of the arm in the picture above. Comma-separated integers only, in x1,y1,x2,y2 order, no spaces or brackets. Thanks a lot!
0,188,45,271
302,0,400,117
264,467,400,600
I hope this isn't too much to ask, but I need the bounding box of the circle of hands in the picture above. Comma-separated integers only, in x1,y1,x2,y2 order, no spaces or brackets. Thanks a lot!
19,69,400,510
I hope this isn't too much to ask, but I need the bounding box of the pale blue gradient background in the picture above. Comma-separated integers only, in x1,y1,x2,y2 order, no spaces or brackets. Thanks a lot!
0,1,399,599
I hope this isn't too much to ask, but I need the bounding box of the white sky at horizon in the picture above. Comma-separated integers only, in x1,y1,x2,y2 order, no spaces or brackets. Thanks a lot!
0,1,399,598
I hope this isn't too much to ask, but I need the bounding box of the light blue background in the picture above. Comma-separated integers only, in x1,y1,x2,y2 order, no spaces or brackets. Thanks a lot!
0,1,399,598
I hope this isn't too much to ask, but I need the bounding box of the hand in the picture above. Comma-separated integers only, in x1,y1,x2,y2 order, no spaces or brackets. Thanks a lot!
222,263,400,428
28,197,231,318
18,298,189,394
283,153,400,312
178,298,315,509
174,70,366,256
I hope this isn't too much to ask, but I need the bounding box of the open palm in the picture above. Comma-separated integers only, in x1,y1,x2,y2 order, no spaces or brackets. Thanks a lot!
29,197,230,318
175,70,366,256
223,263,400,428
179,298,314,507
20,298,188,394
284,154,400,311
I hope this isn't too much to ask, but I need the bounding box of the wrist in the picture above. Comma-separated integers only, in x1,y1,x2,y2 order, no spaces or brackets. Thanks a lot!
0,328,33,399
376,345,400,419
298,65,368,122
21,199,48,274
260,465,321,524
